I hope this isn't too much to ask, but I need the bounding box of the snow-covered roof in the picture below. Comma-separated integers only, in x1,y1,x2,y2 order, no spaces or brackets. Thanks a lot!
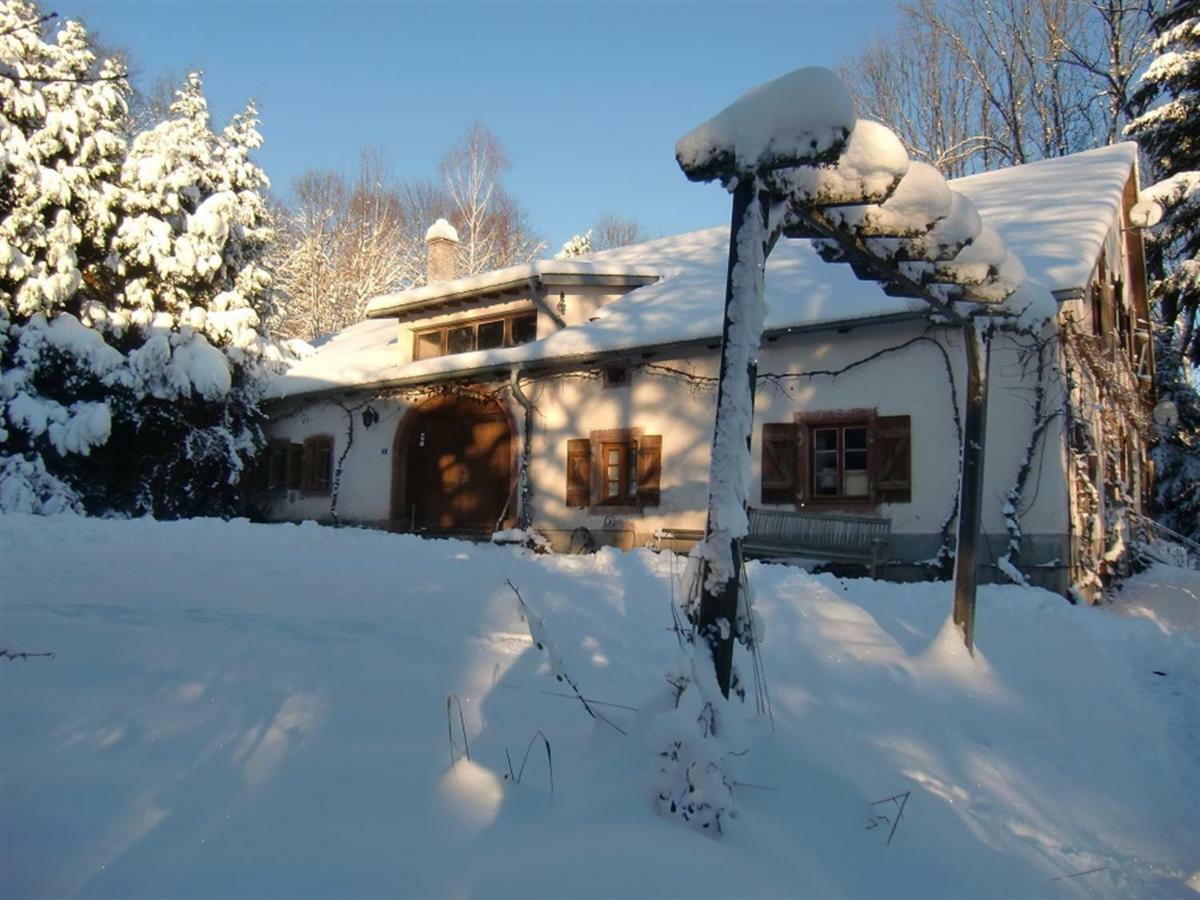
951,143,1137,294
273,144,1137,400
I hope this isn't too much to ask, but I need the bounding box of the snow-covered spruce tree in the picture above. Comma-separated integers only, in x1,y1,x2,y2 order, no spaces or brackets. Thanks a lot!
1151,334,1200,540
1,1,129,512
1126,0,1200,541
93,73,276,516
554,230,592,259
1,5,277,517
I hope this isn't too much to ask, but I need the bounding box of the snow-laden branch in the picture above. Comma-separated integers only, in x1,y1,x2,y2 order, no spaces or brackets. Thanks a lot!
677,67,1033,319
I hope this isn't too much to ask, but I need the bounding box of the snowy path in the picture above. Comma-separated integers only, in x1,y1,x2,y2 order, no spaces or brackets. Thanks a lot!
1,516,1196,899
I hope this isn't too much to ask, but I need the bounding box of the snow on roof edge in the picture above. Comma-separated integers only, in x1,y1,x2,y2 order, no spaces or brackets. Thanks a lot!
365,259,662,316
267,307,930,402
278,145,1136,402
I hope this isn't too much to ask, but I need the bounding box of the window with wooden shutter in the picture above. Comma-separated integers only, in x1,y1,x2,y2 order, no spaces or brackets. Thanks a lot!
761,423,797,505
565,438,591,508
263,440,289,491
871,415,911,503
302,435,334,495
788,409,911,507
637,435,662,507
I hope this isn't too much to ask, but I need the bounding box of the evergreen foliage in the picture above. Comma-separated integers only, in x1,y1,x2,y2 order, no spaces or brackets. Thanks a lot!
0,1,279,517
1126,0,1200,540
1128,0,1200,362
554,230,592,259
1151,332,1200,540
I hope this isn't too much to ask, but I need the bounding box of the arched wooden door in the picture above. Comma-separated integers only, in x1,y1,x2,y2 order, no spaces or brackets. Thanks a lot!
392,396,513,532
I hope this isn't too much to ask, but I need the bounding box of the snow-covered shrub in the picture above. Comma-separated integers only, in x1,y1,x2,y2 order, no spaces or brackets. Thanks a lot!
650,651,739,835
1,2,278,517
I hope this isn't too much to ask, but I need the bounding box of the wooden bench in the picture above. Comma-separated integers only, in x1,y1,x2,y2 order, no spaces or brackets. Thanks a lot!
743,508,891,578
654,509,892,579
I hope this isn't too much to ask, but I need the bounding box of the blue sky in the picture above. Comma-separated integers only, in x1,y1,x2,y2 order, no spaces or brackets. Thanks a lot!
60,1,900,250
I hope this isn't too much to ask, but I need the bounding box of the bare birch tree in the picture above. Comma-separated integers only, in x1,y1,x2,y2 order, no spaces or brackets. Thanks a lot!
592,213,649,251
439,122,545,276
272,151,418,341
270,171,344,340
837,15,986,176
840,0,1154,174
272,128,545,340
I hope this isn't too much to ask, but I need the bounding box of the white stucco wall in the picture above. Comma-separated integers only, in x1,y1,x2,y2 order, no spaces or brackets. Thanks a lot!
263,317,1071,580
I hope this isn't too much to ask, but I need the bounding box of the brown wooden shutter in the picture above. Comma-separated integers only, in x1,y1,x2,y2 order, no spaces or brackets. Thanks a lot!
287,443,304,490
761,423,797,505
302,436,334,495
565,438,591,508
315,439,332,493
637,435,662,507
794,422,809,504
872,415,911,503
303,440,316,491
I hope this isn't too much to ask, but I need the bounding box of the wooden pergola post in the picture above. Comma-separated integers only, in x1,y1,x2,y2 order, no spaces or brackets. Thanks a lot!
951,319,989,653
696,179,772,698
678,67,1020,680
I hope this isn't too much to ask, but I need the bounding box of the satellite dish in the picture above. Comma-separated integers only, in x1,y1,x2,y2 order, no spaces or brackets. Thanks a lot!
1129,199,1163,229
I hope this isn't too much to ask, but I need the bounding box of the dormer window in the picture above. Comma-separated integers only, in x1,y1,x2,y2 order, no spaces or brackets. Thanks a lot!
414,311,539,361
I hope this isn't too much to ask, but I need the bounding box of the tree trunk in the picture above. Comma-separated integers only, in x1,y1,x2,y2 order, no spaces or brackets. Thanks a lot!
697,179,771,698
952,320,990,652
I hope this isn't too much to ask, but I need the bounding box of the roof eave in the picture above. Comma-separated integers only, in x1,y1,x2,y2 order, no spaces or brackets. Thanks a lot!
269,309,928,404
364,270,661,319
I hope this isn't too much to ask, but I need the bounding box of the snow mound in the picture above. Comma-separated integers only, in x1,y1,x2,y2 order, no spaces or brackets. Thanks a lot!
425,217,459,243
1,517,1196,898
676,66,855,178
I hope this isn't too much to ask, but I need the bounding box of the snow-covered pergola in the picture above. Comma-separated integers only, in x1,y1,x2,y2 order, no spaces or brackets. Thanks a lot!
676,67,1028,693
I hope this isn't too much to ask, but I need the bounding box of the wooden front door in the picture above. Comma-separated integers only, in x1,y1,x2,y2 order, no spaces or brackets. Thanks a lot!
400,398,512,531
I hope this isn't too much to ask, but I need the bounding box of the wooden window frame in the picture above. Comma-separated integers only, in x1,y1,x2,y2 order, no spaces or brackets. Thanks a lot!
413,310,539,361
810,422,871,502
301,434,335,496
602,365,631,389
598,439,638,505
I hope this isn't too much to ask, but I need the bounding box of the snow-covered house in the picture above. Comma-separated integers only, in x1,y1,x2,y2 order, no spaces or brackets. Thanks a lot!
262,143,1155,599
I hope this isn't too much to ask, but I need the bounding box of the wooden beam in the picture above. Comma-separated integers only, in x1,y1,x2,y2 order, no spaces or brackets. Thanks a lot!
782,206,969,324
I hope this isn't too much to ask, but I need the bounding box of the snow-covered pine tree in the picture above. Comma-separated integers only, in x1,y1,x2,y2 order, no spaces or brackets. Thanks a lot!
93,73,276,516
554,230,592,259
1,1,129,513
1126,0,1200,541
1,3,278,517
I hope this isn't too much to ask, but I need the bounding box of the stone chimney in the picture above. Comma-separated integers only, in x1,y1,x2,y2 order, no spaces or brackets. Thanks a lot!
425,218,460,284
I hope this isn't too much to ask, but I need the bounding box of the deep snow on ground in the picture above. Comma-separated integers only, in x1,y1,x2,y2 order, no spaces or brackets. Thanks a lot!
1109,563,1200,636
1,515,1197,899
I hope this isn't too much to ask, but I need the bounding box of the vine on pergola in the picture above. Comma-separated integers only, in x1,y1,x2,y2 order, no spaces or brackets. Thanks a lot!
675,66,1035,697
